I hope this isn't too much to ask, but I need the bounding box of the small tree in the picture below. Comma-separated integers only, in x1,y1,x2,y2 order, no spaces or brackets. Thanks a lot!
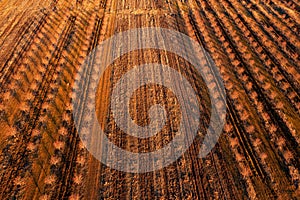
283,150,294,163
73,174,82,185
44,175,56,185
53,141,65,151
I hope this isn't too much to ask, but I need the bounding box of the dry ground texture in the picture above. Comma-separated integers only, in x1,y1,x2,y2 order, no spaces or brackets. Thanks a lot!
0,0,300,199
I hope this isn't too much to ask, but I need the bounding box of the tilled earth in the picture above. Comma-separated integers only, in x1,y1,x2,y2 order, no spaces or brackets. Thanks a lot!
0,0,299,199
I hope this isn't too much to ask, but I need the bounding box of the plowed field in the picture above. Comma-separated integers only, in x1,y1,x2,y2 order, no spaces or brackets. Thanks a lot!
0,0,299,199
